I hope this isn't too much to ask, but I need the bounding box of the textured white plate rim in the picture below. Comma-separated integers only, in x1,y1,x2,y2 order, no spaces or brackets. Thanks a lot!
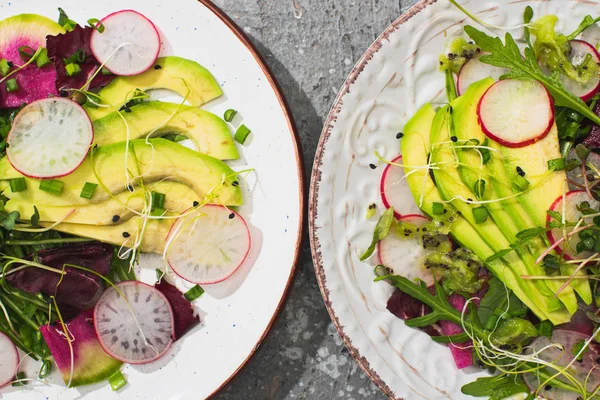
193,2,305,397
309,1,438,398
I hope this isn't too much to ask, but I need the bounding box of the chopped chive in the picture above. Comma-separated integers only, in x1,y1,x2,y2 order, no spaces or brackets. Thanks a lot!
9,177,26,193
87,18,105,33
107,370,127,391
513,174,530,191
224,109,237,122
64,49,85,65
234,124,251,144
65,63,81,77
80,182,98,199
39,179,64,195
432,202,445,215
12,371,26,386
58,8,77,31
5,78,18,93
184,285,205,302
473,179,486,199
36,48,51,68
150,207,165,217
0,58,11,76
151,191,165,210
17,46,35,62
472,206,488,224
548,157,566,171
156,268,165,282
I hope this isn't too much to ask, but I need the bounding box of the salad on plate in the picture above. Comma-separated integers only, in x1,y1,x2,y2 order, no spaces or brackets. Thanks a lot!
363,2,600,399
0,6,253,393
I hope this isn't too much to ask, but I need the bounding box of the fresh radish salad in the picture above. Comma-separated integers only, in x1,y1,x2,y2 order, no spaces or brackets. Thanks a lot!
363,3,600,399
0,7,253,393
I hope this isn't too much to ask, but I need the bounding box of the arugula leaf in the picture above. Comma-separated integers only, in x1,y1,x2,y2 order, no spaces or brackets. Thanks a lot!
30,206,39,228
464,26,600,126
462,375,526,397
486,248,513,262
360,207,395,261
1,211,19,230
515,227,546,241
547,209,563,222
478,278,528,326
566,15,600,41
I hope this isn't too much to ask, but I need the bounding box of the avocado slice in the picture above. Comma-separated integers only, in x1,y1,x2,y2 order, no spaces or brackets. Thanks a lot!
84,56,223,121
0,138,242,207
93,102,239,160
401,104,547,321
450,79,578,314
429,105,570,324
5,181,196,225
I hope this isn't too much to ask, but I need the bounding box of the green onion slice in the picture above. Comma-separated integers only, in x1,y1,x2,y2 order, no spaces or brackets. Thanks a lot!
65,63,81,77
0,58,11,76
5,78,18,93
224,109,237,122
151,191,165,210
17,46,35,62
36,48,52,68
87,18,105,33
9,177,26,193
234,125,251,144
39,179,64,195
80,182,98,199
107,370,127,391
184,285,205,302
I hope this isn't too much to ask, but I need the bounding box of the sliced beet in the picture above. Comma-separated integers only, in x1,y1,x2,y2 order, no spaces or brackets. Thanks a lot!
6,242,113,318
155,281,200,340
440,294,473,369
386,289,442,337
40,309,122,386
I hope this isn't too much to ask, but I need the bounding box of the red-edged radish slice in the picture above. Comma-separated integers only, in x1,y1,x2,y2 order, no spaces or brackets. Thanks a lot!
0,331,19,388
524,329,600,399
566,149,600,190
547,190,600,260
540,40,600,102
477,79,554,148
166,205,251,285
380,155,422,217
378,214,451,286
6,98,93,179
90,10,160,76
457,54,509,95
94,281,175,364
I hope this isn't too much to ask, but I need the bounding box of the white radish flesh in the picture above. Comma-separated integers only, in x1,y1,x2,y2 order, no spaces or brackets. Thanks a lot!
457,54,509,95
90,10,160,76
547,190,600,260
477,79,554,148
7,98,93,178
380,155,422,217
166,205,251,285
94,281,174,364
378,214,450,286
0,332,19,388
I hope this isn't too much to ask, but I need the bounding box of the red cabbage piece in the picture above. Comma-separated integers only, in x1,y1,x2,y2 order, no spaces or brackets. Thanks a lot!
386,289,442,337
46,25,113,91
155,281,200,340
6,242,113,318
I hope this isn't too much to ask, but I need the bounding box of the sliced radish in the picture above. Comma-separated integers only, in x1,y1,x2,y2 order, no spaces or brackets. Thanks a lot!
566,149,600,190
90,10,160,76
457,53,509,95
6,98,93,179
547,190,600,260
524,329,600,399
0,332,19,388
378,214,451,286
540,40,600,102
166,205,251,285
94,281,175,365
380,155,422,217
477,79,554,148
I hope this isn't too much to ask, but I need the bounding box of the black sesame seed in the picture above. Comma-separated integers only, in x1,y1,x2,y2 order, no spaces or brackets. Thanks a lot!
396,132,404,139
596,357,600,365
7,61,13,67
232,181,239,187
369,163,377,170
545,385,552,391
193,201,199,207
112,215,120,223
127,185,134,192
577,358,583,363
450,136,458,142
516,166,525,177
154,64,162,70
422,227,427,232
443,209,448,214
228,212,235,219
122,232,131,238
467,198,473,202
59,90,68,97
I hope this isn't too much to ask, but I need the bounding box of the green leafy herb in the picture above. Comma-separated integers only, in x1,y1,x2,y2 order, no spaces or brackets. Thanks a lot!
472,206,488,224
224,109,237,122
542,254,561,270
11,371,26,387
572,338,587,361
360,207,395,261
548,157,565,171
473,179,486,199
30,206,40,228
5,78,18,93
156,268,165,282
480,138,491,165
64,49,85,65
486,248,513,262
478,278,528,326
538,320,553,338
566,15,600,41
547,209,563,222
184,285,205,302
462,375,528,400
523,6,534,49
235,124,252,144
515,227,546,241
79,182,97,199
464,26,600,126
576,143,591,161
2,210,19,230
107,370,127,391
432,202,445,215
9,178,26,193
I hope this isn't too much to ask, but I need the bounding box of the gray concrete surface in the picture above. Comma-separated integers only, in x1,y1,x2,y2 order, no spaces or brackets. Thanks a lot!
211,1,418,399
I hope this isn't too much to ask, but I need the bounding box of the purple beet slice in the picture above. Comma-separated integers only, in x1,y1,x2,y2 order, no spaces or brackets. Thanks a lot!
155,280,200,340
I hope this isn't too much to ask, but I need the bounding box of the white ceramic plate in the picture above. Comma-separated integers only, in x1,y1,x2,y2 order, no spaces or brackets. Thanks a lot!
310,0,600,399
1,1,303,399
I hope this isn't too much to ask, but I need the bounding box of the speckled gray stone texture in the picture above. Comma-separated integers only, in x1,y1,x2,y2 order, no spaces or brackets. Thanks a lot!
211,1,419,399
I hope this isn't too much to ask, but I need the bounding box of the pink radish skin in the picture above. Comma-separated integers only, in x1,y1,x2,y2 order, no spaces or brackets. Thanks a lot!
380,155,423,217
94,281,175,365
457,54,509,95
0,331,19,388
167,205,251,285
477,79,555,148
6,98,93,179
547,190,600,260
378,214,451,287
90,10,160,76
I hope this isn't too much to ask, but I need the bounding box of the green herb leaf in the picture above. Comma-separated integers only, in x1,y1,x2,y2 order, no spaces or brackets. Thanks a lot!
572,338,587,361
360,207,395,261
184,285,205,302
515,227,546,241
542,254,561,270
576,143,591,161
548,157,565,171
2,210,20,230
30,206,40,228
464,26,600,126
566,15,600,41
523,6,534,49
5,78,18,93
547,209,563,222
473,179,486,199
156,268,165,282
472,206,488,224
538,320,553,338
486,248,513,262
0,58,11,76
432,202,445,215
